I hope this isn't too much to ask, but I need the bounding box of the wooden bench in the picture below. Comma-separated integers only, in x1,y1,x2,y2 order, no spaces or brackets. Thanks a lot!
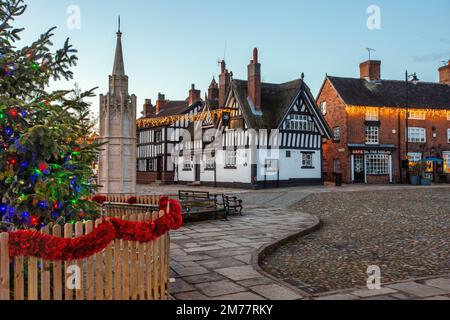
224,196,243,216
178,190,226,221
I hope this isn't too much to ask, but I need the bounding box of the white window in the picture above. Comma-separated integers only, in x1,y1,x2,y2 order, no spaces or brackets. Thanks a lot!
365,108,379,121
366,154,389,175
138,160,147,172
448,129,450,144
443,152,450,174
333,127,340,141
183,155,193,170
225,150,237,168
148,159,155,171
320,101,327,115
408,110,426,120
205,156,215,170
408,127,426,143
287,115,313,131
408,152,422,163
302,153,314,168
365,126,379,145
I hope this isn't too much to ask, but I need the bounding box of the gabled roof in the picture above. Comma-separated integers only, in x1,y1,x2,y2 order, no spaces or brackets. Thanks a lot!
229,79,332,138
327,76,450,109
231,79,304,129
142,100,191,119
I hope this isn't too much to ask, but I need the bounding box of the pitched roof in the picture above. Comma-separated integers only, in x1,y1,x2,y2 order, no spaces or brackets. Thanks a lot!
328,76,450,109
141,100,190,120
231,79,304,129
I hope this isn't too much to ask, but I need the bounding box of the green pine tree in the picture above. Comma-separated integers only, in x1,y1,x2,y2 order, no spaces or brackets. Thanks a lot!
0,0,101,230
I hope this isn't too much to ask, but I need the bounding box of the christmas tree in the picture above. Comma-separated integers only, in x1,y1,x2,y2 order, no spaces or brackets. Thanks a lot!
0,0,101,230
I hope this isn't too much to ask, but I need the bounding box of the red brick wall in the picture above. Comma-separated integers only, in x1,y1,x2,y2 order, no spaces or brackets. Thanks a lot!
317,79,352,183
136,172,175,184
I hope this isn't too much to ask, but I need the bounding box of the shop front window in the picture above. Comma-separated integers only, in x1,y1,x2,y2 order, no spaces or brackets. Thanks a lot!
366,154,389,175
443,152,450,174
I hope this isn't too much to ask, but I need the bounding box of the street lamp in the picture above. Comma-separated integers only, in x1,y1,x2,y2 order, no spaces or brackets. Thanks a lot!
405,71,420,183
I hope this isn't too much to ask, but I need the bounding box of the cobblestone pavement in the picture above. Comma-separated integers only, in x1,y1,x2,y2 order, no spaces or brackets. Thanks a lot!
261,188,450,298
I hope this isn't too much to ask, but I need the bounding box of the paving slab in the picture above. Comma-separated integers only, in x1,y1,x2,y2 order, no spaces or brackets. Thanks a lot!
183,272,228,285
424,278,450,292
198,257,246,269
212,292,266,300
351,287,398,298
170,279,196,294
250,284,303,300
315,294,359,300
215,266,264,281
388,282,448,298
195,280,246,297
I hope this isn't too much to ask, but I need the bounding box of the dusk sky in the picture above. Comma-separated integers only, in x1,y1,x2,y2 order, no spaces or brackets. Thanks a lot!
16,0,450,115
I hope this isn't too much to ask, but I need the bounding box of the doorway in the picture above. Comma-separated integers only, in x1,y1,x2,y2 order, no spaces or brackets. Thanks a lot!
157,156,163,180
353,155,365,183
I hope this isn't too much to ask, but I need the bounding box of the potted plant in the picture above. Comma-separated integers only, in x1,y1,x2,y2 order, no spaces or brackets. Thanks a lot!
409,162,421,185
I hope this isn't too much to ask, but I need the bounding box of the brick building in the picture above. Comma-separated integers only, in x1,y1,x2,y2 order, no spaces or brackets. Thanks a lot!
317,59,450,184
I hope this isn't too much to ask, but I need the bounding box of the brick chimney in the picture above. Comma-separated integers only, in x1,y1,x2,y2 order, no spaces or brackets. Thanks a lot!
188,84,201,106
208,77,219,101
142,99,154,117
439,60,450,85
248,48,261,111
156,93,167,114
360,60,381,81
219,60,231,107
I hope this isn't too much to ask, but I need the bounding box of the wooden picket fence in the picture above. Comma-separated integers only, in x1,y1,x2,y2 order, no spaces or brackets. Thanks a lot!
0,212,171,300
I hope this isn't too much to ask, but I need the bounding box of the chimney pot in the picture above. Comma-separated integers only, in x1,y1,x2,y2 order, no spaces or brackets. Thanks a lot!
253,48,258,64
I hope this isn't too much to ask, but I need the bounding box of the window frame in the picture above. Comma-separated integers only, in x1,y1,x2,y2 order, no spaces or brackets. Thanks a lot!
366,154,389,176
365,108,379,121
287,115,314,132
408,110,426,120
407,127,426,143
443,151,450,174
365,126,379,145
333,126,341,142
183,154,193,171
320,101,327,115
301,152,314,169
225,150,237,168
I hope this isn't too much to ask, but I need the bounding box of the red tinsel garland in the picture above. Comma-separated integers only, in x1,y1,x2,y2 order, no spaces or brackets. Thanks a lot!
8,197,182,261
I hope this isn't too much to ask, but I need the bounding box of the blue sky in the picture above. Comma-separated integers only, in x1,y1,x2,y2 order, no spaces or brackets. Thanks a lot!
15,0,450,114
